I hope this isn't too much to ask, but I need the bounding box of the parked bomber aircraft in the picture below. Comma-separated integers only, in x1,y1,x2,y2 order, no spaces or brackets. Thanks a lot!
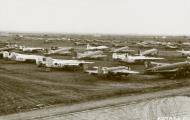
145,61,190,78
76,51,107,59
14,34,24,40
38,57,94,71
85,66,139,77
74,42,86,46
86,44,109,51
182,42,190,46
136,42,150,48
111,46,134,53
164,44,178,49
0,46,17,51
19,46,45,53
44,47,74,55
112,53,164,63
138,48,158,56
4,52,44,64
176,49,190,57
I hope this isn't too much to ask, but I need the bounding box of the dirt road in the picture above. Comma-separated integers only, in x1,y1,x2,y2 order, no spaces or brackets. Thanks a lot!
1,86,190,120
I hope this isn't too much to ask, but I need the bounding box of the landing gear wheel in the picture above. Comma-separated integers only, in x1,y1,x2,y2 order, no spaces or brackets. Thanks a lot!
45,68,51,72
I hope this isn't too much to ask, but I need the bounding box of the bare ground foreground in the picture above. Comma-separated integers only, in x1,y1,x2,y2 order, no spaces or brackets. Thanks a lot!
0,86,190,120
0,58,189,116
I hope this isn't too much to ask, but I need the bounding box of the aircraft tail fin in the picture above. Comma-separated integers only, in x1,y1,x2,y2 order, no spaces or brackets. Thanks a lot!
138,49,142,55
97,66,103,75
9,52,16,60
144,61,152,69
112,53,117,59
145,61,162,69
44,48,49,54
2,51,10,59
87,44,91,49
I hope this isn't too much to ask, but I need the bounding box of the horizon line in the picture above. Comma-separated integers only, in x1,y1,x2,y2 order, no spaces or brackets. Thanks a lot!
0,30,190,37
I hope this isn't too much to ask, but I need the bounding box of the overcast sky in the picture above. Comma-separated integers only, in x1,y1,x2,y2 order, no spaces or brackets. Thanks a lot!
0,0,190,35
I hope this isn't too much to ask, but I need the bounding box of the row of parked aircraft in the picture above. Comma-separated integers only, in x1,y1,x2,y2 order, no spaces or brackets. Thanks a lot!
0,41,190,78
136,41,180,49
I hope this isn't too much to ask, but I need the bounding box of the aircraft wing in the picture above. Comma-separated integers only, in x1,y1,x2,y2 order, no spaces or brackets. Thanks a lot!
23,48,44,52
121,49,135,52
56,47,72,52
55,50,71,55
99,46,108,49
144,57,164,60
166,45,178,49
0,47,16,51
134,57,164,61
177,51,190,55
32,48,44,50
91,54,107,58
53,59,93,66
46,49,70,55
149,62,171,67
148,68,179,74
65,61,93,66
85,70,98,74
112,69,139,74
176,51,184,53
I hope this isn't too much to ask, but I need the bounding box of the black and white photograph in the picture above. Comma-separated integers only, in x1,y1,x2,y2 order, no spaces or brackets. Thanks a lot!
0,0,190,120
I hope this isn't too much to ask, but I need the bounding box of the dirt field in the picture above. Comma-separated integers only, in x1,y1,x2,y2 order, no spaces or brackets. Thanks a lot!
0,34,189,115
